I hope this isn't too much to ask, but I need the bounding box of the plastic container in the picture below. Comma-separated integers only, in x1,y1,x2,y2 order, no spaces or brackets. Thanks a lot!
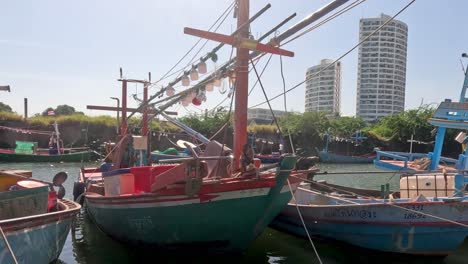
130,165,175,193
103,168,131,196
120,173,135,194
48,191,58,212
253,158,261,168
400,174,455,198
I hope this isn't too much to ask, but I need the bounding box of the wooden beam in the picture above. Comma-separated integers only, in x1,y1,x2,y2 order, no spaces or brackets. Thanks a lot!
87,105,178,116
184,27,294,57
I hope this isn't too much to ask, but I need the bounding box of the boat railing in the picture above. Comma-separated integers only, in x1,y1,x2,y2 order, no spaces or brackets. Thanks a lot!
375,150,458,171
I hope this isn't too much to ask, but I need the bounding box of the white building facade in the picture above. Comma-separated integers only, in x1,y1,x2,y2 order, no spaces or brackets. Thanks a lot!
247,108,286,124
305,59,341,115
356,14,408,122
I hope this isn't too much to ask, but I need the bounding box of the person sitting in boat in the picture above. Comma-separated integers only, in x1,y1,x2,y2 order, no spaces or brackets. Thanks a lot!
100,156,113,172
49,133,58,155
241,143,256,176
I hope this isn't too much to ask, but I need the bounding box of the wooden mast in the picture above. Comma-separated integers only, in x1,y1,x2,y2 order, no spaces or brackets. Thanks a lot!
184,0,293,171
233,0,250,171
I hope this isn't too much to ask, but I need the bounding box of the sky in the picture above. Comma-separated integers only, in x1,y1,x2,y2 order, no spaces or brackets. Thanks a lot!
0,0,467,118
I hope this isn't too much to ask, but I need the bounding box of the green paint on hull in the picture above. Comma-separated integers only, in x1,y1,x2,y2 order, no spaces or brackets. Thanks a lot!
0,151,97,162
86,156,297,251
87,191,292,251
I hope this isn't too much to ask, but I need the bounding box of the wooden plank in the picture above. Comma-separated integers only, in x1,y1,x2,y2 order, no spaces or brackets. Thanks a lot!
184,27,294,57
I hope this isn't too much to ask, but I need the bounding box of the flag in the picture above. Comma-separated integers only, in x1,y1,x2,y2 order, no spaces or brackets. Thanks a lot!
47,110,55,116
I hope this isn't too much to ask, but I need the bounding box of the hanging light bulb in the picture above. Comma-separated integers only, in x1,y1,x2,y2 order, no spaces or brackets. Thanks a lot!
190,69,199,81
206,82,214,92
219,78,228,94
192,97,202,106
181,75,190,86
197,61,207,74
213,78,222,87
166,86,175,96
189,91,197,99
181,99,190,107
228,70,236,86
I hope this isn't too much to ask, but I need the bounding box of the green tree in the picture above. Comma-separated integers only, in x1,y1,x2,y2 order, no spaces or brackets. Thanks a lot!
178,110,231,138
0,102,12,112
329,116,366,138
55,104,76,115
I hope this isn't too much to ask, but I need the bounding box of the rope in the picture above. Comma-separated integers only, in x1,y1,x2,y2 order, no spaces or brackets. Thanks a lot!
279,55,295,155
250,59,282,135
0,225,19,264
287,179,323,264
248,54,274,96
249,0,417,109
154,1,235,84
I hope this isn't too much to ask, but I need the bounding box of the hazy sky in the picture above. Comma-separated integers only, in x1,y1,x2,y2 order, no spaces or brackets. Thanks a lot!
0,0,466,118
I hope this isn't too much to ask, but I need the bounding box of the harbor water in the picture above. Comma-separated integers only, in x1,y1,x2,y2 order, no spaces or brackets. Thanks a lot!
2,162,467,264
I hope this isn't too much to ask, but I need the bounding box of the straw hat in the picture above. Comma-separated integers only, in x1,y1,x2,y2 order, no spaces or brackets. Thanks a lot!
176,140,196,149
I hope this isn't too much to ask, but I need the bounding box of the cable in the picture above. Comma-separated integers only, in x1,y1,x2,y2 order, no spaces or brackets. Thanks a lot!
248,54,273,96
280,55,296,155
249,0,417,109
155,1,235,84
250,59,282,135
287,179,323,264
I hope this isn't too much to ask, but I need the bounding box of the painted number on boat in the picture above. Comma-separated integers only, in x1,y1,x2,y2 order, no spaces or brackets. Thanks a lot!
324,208,377,219
403,204,426,219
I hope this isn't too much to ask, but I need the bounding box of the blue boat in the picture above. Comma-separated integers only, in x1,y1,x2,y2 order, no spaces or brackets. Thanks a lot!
0,171,81,263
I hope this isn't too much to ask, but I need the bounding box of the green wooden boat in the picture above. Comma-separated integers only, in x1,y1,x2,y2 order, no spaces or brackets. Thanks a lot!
0,149,98,162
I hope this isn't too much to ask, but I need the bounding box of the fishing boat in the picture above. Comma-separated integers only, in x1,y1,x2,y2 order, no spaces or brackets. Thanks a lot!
76,0,348,252
272,179,468,255
318,130,375,163
0,122,98,162
0,170,81,263
272,55,468,254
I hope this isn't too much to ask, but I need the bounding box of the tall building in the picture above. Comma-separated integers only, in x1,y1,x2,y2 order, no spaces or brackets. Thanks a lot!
356,13,408,122
304,59,341,115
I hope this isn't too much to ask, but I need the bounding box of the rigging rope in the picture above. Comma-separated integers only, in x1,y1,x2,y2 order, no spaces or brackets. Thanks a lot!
249,0,417,109
287,179,323,264
155,1,236,85
280,55,296,155
0,225,19,264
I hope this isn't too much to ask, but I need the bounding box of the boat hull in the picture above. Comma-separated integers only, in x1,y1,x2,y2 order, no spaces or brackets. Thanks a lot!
0,199,81,264
318,151,374,164
0,150,96,162
86,184,297,251
272,188,468,255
